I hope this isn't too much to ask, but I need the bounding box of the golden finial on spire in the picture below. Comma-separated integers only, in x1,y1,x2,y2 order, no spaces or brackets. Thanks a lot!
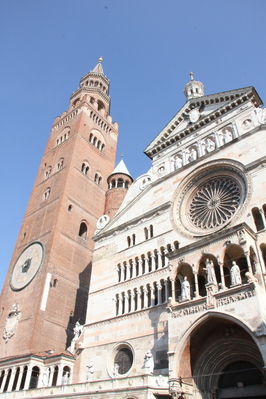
98,56,103,63
190,72,194,81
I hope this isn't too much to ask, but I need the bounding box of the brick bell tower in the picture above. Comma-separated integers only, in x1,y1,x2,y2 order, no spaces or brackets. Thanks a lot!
0,59,118,358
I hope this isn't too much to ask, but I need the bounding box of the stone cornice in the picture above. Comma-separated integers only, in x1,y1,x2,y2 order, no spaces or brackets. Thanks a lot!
167,222,257,261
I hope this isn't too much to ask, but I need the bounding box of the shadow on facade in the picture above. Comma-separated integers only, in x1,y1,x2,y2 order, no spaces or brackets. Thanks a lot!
148,307,169,372
65,262,92,349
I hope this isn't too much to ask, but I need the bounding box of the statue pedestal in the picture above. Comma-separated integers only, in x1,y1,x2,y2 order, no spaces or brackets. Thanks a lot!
205,282,218,308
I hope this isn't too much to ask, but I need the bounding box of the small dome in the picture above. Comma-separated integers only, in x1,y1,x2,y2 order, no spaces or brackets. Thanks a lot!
184,72,204,100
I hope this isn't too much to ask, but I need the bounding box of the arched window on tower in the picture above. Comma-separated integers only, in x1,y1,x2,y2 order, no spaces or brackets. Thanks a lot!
44,188,51,201
81,162,89,175
57,158,64,171
45,166,52,179
78,222,88,239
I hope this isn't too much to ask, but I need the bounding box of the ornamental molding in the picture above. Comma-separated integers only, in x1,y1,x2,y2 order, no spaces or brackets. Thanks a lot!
170,284,255,319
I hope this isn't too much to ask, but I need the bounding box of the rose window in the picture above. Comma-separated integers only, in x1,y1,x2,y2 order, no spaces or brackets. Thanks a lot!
188,178,241,230
171,161,250,237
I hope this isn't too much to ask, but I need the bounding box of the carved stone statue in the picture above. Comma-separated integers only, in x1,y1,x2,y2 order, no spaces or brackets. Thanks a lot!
188,148,197,162
113,363,119,377
230,261,242,285
205,138,215,153
62,371,69,385
204,259,217,285
223,128,233,143
181,277,190,301
73,321,83,341
174,156,183,170
144,350,154,375
86,361,94,382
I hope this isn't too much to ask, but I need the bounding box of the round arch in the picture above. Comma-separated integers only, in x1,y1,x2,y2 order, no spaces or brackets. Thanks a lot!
171,311,266,397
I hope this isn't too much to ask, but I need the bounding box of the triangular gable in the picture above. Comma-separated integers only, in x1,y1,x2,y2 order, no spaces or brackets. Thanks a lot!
144,86,262,158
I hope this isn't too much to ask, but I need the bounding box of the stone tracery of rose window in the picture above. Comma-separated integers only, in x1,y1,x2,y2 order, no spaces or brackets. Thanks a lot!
188,178,241,229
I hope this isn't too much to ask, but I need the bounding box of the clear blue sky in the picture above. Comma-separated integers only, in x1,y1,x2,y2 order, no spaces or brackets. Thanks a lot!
0,0,265,291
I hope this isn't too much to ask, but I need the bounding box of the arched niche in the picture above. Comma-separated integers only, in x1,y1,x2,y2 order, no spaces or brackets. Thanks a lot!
223,244,248,283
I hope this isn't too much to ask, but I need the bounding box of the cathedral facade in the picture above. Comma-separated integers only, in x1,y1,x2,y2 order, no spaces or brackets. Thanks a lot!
0,61,266,399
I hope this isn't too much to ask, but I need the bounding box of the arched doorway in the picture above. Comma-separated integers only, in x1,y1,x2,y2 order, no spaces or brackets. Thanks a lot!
218,360,265,398
176,315,266,398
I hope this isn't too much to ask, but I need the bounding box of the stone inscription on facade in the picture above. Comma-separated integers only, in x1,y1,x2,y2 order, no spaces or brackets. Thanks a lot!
171,303,207,318
217,288,255,307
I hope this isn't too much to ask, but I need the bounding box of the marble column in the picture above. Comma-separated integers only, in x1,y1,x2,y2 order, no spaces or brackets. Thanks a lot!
57,365,64,386
150,285,155,306
157,282,162,305
193,269,199,298
132,262,136,278
260,208,266,228
245,251,253,274
7,367,16,392
124,293,129,314
0,371,8,393
48,366,54,387
24,365,33,390
164,279,169,303
135,289,140,311
15,368,23,391
217,257,226,288
143,287,148,308
170,278,175,301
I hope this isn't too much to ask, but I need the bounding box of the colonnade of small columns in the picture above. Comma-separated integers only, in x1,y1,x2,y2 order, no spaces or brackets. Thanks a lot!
90,110,112,133
0,364,71,393
115,278,172,315
109,178,130,189
115,245,263,316
116,242,179,283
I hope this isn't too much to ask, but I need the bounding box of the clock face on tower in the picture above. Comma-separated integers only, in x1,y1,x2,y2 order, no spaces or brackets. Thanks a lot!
10,242,44,291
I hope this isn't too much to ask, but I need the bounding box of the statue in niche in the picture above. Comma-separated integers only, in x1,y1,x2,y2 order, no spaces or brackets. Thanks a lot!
188,147,197,162
180,276,190,301
230,261,242,286
217,131,225,146
86,361,94,382
113,363,119,377
62,371,70,385
205,138,215,153
200,139,206,155
204,258,217,285
144,350,154,375
174,155,183,170
223,127,233,143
